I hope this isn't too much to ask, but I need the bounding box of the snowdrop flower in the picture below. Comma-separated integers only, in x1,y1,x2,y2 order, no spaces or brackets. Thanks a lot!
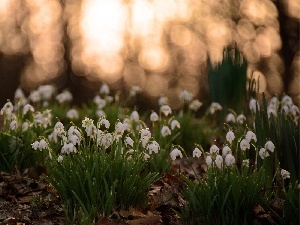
281,105,290,115
242,159,249,167
69,135,80,145
125,136,134,147
267,106,277,118
141,129,151,147
147,141,160,154
161,125,171,137
189,100,203,111
22,122,29,132
100,118,110,129
245,131,257,143
23,104,35,115
281,95,293,107
205,155,213,166
9,120,18,131
100,84,110,95
249,98,259,113
264,140,275,153
39,139,48,150
130,111,139,122
222,146,231,157
66,109,79,120
170,120,180,130
226,113,236,123
240,139,250,151
236,114,246,124
210,144,219,155
193,147,202,158
269,96,279,108
291,105,299,117
29,90,41,103
115,122,124,137
225,154,235,166
209,102,222,114
122,118,132,132
38,85,55,100
160,105,172,116
150,112,159,122
259,148,270,159
280,169,290,179
144,153,150,161
1,101,14,115
31,141,39,150
54,122,65,135
56,90,73,104
170,148,183,160
215,155,223,169
179,90,193,103
82,117,94,128
96,98,107,109
61,143,76,154
129,86,142,97
226,130,235,144
101,133,113,149
57,155,63,163
48,130,59,143
86,124,96,137
14,88,25,100
96,109,106,118
158,97,169,106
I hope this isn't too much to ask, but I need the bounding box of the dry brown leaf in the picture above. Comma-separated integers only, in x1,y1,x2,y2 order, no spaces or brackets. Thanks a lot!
126,215,162,225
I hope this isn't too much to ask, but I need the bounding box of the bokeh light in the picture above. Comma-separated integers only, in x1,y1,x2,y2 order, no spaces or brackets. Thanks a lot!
0,0,299,107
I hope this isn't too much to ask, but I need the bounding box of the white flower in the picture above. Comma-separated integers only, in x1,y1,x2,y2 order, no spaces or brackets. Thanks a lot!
82,117,94,129
189,100,203,111
291,105,299,117
96,109,106,118
100,118,110,129
115,122,124,137
236,114,246,124
14,88,25,100
9,120,18,131
150,112,159,122
215,155,223,169
205,155,213,166
193,147,202,158
249,98,259,113
226,130,235,144
245,131,257,143
158,97,168,106
209,102,222,114
23,104,35,115
56,90,73,104
29,90,41,103
39,139,48,151
259,148,270,159
222,146,231,157
170,120,180,130
125,136,134,147
264,141,275,153
22,122,29,132
130,111,139,122
61,143,76,154
129,86,142,97
101,133,113,149
225,154,235,166
226,113,236,123
144,153,150,161
161,125,171,137
96,98,107,109
57,155,63,163
242,159,249,167
147,141,160,154
31,141,39,150
210,144,219,155
267,106,277,118
66,109,79,120
160,105,172,116
123,118,132,132
269,96,279,108
38,85,55,100
54,122,65,135
86,124,96,137
281,95,293,107
280,169,290,179
240,139,250,151
1,101,14,115
100,84,110,95
170,148,183,160
179,90,193,103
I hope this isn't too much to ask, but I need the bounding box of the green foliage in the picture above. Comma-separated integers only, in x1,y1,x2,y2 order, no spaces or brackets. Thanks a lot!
208,47,247,114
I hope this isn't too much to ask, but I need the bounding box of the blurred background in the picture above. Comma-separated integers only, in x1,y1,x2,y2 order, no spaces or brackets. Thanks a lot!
0,0,299,109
